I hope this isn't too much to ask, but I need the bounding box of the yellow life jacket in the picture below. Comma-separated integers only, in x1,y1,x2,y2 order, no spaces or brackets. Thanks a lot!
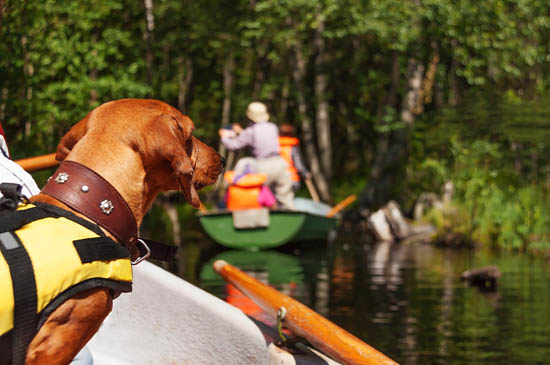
0,202,132,362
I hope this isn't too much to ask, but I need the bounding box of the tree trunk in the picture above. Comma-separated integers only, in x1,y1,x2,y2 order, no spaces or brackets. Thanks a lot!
143,0,155,86
401,58,424,127
89,68,98,105
21,34,33,137
360,52,400,209
448,53,459,106
153,196,184,273
291,39,332,202
89,34,98,105
359,56,424,210
216,54,235,197
218,53,234,158
0,0,6,30
0,88,7,122
511,141,522,174
251,40,269,100
222,54,234,128
177,57,193,113
314,14,332,180
279,74,290,121
413,47,439,115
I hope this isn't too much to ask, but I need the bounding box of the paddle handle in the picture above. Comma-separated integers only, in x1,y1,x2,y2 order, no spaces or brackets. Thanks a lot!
14,153,58,172
326,194,357,218
304,177,320,202
213,260,398,365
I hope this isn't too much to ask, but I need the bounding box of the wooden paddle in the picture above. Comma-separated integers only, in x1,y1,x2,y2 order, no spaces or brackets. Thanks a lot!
213,260,398,365
304,176,320,202
14,153,58,172
326,194,357,218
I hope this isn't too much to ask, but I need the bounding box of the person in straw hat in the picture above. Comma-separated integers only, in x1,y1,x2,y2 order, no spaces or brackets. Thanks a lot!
219,102,294,209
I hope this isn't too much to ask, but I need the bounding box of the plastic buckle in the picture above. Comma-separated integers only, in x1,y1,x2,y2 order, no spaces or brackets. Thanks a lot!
131,238,151,265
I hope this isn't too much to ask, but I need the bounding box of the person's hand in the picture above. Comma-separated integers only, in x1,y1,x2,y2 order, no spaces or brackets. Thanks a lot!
232,123,243,134
219,128,236,138
305,172,312,180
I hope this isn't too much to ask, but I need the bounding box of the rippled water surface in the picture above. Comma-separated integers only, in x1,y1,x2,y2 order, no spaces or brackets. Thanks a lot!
143,214,550,364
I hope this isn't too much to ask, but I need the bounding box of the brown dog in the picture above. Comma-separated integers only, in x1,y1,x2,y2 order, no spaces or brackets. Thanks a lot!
6,99,222,364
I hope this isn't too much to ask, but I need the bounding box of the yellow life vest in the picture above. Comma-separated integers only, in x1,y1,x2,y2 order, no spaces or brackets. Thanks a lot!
0,203,132,345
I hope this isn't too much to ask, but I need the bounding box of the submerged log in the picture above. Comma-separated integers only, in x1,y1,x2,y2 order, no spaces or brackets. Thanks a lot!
461,265,501,289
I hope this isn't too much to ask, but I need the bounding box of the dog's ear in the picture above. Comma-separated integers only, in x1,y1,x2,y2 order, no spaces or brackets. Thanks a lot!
56,117,89,161
171,152,201,208
152,114,201,208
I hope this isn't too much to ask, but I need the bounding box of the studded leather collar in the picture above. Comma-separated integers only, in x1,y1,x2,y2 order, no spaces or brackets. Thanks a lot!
41,160,138,245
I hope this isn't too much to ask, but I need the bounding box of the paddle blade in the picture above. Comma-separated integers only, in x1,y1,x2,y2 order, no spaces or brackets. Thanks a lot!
326,194,357,218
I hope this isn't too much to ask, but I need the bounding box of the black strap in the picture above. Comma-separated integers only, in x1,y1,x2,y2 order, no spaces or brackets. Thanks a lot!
140,239,178,262
0,183,26,214
32,203,105,237
0,232,38,365
0,203,175,266
0,207,51,233
0,203,104,238
73,237,130,263
0,183,22,201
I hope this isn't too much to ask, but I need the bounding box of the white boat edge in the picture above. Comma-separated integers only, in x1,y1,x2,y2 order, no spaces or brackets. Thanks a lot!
87,260,267,364
87,261,342,365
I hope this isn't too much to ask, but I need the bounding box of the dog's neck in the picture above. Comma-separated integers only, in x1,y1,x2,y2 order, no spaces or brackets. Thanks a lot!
31,155,159,249
39,160,139,245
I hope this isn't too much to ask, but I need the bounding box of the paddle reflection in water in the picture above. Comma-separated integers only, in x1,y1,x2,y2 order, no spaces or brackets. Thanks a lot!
199,249,313,325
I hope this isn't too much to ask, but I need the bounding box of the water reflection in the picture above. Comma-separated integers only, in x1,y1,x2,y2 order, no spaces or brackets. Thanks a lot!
146,219,550,365
198,248,319,325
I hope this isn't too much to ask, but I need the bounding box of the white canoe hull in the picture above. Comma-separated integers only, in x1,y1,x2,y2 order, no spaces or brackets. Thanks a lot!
87,261,267,364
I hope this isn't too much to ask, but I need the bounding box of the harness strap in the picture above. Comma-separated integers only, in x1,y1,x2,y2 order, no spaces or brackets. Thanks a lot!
73,237,130,263
0,203,104,237
0,183,25,212
140,239,178,262
0,232,37,365
0,207,53,234
0,203,177,265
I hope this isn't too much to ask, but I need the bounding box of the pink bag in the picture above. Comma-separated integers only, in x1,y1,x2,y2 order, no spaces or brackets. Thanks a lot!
258,185,276,208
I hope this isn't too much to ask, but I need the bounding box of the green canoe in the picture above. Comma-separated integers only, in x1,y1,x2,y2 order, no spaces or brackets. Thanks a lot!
197,208,339,250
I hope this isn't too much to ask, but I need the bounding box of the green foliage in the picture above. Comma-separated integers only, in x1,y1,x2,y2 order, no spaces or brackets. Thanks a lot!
419,135,550,253
1,0,550,255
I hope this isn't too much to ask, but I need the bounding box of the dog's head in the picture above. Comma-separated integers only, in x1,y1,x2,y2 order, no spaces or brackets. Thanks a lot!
55,99,223,209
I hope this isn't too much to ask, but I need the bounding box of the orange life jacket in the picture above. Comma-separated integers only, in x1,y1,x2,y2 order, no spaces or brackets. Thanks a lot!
224,171,267,210
278,136,300,182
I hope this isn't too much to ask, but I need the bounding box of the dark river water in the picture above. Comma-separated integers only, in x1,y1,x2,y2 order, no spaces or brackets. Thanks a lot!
142,212,550,365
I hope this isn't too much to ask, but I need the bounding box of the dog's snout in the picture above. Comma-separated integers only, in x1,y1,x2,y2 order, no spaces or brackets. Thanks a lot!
221,156,226,169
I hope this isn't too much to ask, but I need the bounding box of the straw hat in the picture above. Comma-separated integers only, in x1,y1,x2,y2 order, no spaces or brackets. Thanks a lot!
246,102,270,123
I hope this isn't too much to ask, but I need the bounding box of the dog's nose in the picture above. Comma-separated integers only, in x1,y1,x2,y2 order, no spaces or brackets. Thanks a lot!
221,156,226,168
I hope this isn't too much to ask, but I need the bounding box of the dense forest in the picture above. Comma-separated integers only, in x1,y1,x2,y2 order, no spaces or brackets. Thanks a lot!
1,0,549,252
